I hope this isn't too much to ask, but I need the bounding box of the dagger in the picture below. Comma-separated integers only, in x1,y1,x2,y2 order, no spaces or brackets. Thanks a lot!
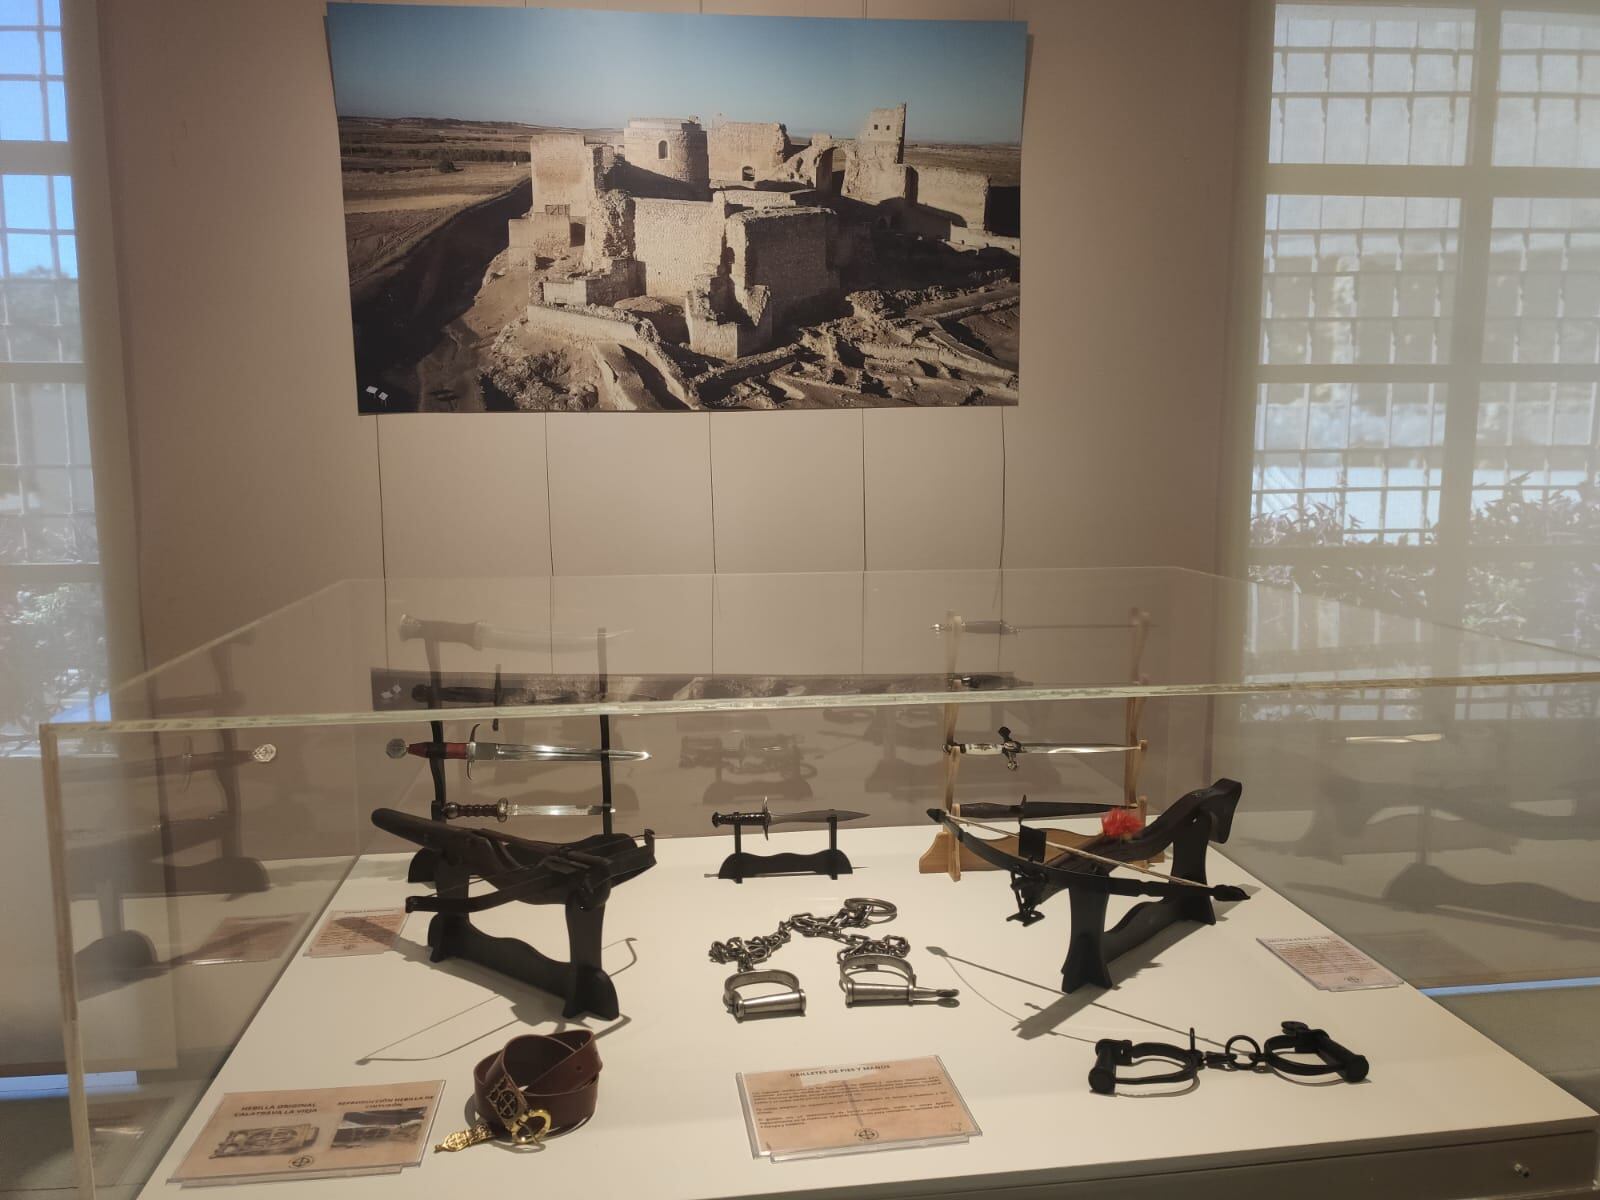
950,726,1138,769
387,734,648,765
711,802,869,840
955,799,1120,820
441,800,608,822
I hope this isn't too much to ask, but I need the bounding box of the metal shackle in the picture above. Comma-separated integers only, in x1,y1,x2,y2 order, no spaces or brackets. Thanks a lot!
839,953,959,1007
724,969,806,1021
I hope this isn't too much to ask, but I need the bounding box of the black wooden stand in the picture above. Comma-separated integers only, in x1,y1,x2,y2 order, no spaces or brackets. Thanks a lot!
1053,788,1240,993
717,813,852,883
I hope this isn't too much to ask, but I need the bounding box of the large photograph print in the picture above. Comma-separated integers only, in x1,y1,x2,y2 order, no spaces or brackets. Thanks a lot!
327,4,1025,413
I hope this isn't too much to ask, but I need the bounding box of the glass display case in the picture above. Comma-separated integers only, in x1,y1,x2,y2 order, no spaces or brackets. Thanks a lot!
39,569,1600,1198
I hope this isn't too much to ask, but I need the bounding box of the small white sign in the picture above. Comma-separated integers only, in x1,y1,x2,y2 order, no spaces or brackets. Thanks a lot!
1259,935,1402,992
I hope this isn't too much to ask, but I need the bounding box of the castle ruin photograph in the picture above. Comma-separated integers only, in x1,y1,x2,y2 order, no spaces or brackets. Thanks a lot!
329,5,1026,412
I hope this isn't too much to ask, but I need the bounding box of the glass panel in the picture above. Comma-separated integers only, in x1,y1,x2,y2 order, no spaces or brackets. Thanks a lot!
1495,10,1600,168
16,571,1594,739
1271,5,1475,165
1262,194,1460,366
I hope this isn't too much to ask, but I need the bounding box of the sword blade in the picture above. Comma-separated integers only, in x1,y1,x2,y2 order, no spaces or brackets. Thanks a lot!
958,801,1117,820
1016,742,1139,756
474,742,650,763
504,803,608,818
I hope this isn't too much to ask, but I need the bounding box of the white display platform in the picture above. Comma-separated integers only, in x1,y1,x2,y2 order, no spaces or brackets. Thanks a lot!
135,825,1598,1200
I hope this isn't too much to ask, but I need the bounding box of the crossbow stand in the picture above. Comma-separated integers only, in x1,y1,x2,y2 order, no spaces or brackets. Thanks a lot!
418,853,621,1019
936,778,1246,993
399,625,634,1019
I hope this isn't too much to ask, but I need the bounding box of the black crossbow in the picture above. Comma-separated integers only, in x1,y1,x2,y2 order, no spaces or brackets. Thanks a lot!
928,778,1249,992
372,808,654,915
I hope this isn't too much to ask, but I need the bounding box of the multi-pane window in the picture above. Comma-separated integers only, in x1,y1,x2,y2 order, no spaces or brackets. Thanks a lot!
1271,5,1476,166
1494,10,1600,169
1249,3,1600,671
1254,379,1446,542
1263,194,1460,364
0,0,101,753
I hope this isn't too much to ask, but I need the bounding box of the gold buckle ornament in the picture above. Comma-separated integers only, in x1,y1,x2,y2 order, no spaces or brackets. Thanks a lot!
434,1108,552,1153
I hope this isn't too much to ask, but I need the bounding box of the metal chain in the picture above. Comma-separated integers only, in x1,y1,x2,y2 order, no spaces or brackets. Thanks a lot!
708,898,908,971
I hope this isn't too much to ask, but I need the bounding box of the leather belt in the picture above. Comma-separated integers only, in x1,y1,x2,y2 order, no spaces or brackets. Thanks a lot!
435,1031,601,1151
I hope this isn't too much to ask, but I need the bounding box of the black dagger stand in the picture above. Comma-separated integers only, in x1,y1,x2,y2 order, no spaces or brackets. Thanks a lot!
716,813,852,883
405,628,621,1019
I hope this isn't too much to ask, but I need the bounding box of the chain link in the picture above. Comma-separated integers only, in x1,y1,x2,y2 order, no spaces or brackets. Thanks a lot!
708,898,907,971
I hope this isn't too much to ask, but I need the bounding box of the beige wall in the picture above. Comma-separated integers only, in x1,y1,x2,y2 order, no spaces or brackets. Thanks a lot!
98,0,1247,665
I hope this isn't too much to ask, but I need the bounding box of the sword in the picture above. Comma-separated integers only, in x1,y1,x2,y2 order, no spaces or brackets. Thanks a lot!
387,727,648,772
956,799,1120,820
441,800,608,822
949,726,1138,769
711,802,869,840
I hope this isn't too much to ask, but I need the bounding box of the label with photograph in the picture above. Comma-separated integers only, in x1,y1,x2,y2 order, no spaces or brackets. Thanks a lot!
305,908,408,958
737,1056,979,1162
170,1080,444,1185
1260,935,1402,991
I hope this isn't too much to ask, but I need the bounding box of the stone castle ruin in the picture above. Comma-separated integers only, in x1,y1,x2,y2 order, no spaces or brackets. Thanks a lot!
489,103,1020,410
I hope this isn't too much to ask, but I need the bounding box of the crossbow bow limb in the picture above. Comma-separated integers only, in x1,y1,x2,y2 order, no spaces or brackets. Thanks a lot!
927,778,1250,992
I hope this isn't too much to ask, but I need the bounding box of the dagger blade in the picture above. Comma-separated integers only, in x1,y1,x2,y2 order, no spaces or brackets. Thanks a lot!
768,809,869,826
957,800,1119,820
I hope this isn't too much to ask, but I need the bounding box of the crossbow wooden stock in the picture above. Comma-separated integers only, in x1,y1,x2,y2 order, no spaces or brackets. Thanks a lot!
928,778,1249,992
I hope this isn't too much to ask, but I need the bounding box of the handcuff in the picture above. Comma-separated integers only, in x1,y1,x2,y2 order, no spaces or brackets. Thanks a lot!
1089,1022,1369,1095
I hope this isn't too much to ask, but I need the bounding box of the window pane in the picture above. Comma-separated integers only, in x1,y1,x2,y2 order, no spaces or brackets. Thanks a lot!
1484,197,1600,365
0,582,107,749
1251,381,1449,546
1263,194,1460,366
0,29,40,75
0,172,81,363
0,79,44,140
1472,380,1599,541
1271,5,1475,165
1495,11,1600,168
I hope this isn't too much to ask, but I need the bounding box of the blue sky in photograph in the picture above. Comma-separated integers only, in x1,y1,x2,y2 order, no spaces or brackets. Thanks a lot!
325,5,1025,145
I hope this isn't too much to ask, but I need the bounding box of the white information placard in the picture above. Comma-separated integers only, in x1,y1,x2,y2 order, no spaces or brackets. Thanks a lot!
1260,935,1402,992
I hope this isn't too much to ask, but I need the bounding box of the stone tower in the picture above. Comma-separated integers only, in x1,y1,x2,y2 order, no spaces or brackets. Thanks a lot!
622,117,709,199
858,104,907,167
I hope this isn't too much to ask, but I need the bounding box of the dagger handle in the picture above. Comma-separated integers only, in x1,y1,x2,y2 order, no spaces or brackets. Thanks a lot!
711,810,768,828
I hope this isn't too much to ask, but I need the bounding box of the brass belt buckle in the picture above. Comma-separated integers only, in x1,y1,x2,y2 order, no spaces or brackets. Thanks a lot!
434,1107,552,1153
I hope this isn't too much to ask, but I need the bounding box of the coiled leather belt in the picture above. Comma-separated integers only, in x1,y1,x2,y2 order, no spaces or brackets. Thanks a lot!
435,1031,601,1151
